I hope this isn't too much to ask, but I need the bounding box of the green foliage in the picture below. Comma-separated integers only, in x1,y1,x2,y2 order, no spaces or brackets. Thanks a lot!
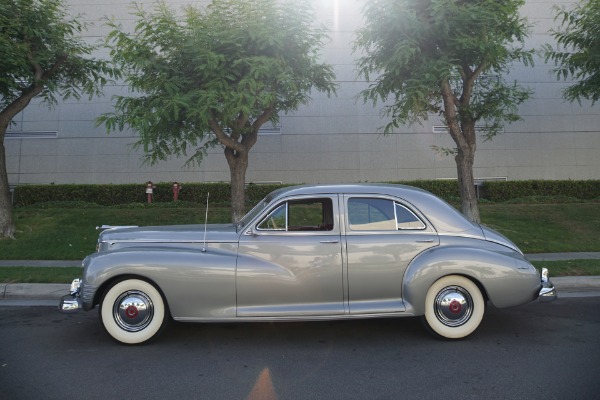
484,180,600,202
0,0,120,110
354,0,534,137
13,180,600,208
98,0,336,166
13,182,292,207
353,0,534,223
391,180,460,199
0,0,120,239
544,0,600,104
98,0,336,222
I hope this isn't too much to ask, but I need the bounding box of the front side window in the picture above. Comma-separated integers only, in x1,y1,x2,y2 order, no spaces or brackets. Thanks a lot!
348,198,425,231
257,198,334,232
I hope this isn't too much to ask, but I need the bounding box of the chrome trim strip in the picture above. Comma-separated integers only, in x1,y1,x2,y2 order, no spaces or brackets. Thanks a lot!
173,312,417,323
100,239,239,244
96,225,139,231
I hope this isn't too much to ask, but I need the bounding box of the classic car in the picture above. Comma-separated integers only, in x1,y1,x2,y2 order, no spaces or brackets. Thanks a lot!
60,184,556,344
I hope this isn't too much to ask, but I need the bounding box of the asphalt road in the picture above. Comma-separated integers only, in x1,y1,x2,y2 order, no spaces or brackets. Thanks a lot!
1,297,599,400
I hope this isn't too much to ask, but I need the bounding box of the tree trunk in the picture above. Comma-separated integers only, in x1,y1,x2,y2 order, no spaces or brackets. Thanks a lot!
225,148,249,223
0,83,46,239
440,78,481,224
0,135,16,239
455,146,481,223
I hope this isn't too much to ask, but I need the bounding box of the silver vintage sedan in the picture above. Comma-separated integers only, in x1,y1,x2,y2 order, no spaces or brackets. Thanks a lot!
60,184,556,344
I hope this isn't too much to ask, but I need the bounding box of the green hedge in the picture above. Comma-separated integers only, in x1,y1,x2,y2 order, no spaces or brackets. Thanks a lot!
13,182,291,207
484,180,600,202
392,180,461,200
12,180,600,207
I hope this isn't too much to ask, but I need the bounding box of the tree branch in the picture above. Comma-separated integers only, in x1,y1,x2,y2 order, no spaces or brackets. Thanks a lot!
41,53,69,81
208,112,245,153
440,78,468,151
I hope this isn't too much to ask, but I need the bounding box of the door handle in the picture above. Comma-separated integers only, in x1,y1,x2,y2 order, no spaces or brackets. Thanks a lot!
416,239,435,243
320,240,340,244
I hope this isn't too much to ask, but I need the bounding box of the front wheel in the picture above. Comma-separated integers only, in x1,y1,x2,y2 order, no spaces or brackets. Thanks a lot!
422,275,485,340
100,279,168,344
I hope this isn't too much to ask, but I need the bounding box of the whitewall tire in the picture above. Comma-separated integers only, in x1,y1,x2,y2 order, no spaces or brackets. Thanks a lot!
423,275,485,340
100,279,168,344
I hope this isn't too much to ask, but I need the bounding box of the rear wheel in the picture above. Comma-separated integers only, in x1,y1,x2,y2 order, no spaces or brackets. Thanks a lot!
422,275,485,340
100,279,168,344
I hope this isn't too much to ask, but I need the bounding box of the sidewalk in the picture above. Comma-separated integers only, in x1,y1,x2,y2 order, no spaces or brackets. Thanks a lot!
1,254,600,304
525,252,600,261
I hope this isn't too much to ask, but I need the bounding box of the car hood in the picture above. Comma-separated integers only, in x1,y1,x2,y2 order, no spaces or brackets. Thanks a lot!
479,224,522,254
98,224,239,245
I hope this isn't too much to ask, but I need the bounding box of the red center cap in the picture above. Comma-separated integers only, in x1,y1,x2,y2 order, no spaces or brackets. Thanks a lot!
125,305,139,319
449,300,462,314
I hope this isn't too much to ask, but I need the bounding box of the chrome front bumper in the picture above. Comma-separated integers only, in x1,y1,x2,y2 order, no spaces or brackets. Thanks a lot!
59,278,82,312
539,268,557,302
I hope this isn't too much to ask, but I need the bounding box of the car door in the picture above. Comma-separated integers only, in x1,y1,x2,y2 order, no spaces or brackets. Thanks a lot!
236,195,345,317
343,195,439,314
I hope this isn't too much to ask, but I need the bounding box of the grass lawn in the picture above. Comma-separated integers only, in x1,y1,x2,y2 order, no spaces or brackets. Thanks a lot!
0,206,232,260
479,203,600,254
0,267,82,283
0,202,598,259
531,260,600,277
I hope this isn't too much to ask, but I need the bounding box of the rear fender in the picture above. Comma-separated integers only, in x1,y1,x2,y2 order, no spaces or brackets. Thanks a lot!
402,246,539,315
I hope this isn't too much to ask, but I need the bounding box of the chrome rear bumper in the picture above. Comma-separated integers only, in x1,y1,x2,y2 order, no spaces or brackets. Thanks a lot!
539,268,557,302
59,278,82,312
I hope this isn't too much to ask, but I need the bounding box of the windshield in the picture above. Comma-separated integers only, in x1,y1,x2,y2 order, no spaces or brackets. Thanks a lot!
237,195,274,230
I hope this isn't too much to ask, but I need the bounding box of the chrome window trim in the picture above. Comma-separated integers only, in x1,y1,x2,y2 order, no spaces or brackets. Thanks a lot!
394,202,427,230
256,203,288,232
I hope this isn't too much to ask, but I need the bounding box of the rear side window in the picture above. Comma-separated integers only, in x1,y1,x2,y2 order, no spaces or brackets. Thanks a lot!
348,198,425,231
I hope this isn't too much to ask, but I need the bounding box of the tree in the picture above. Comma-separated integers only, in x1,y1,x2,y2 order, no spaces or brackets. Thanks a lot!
0,0,118,239
544,0,600,105
354,0,533,222
99,0,336,222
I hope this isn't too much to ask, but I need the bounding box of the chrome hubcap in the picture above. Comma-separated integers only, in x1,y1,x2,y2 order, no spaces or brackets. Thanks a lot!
113,290,154,332
434,285,473,327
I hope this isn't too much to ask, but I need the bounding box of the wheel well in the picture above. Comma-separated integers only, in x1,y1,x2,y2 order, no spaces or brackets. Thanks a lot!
456,274,489,302
94,274,168,310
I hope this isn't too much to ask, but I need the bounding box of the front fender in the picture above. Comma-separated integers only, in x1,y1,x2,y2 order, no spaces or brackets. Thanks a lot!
81,246,237,319
402,246,541,315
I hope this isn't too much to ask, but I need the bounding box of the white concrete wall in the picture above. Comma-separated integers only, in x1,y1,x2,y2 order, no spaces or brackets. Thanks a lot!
6,0,599,186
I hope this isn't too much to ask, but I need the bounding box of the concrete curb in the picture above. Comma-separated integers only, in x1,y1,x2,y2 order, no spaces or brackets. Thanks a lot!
526,252,600,261
1,283,69,300
552,276,600,290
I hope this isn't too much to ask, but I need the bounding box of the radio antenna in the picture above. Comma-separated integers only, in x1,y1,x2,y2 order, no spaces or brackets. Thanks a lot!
202,192,210,252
